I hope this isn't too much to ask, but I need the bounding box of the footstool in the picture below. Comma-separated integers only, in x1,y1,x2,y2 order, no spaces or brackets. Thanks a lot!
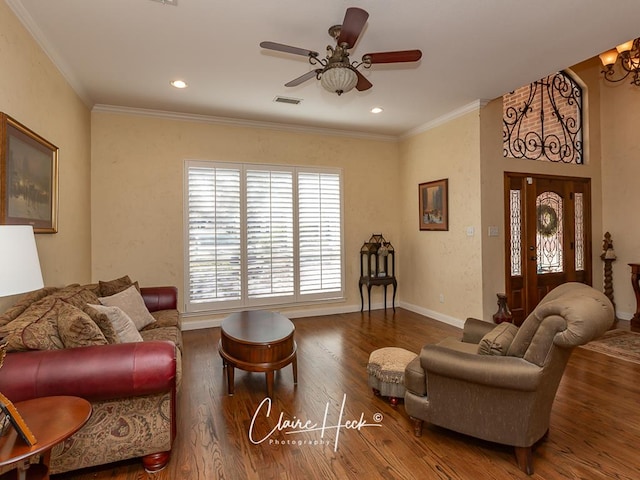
367,347,417,406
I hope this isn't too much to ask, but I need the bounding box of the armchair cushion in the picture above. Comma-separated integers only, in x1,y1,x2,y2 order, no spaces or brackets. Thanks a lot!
477,322,518,356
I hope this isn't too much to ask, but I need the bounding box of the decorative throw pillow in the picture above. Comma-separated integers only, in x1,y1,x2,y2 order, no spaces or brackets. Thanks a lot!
477,322,519,356
82,305,120,344
88,304,143,343
0,297,63,351
48,285,100,309
99,284,156,331
98,275,139,297
56,300,108,349
0,287,59,327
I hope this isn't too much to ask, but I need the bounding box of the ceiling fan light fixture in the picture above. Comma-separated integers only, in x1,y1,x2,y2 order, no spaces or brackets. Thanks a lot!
320,64,358,95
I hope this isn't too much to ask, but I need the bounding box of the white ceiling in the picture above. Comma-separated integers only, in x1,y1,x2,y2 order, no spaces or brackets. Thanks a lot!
7,0,640,138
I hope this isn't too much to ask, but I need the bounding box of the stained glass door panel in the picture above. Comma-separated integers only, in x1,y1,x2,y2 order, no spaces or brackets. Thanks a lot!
505,174,591,325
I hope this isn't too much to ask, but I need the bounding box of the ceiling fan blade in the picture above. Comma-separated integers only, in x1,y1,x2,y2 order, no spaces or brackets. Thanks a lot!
337,7,369,48
260,41,319,58
363,50,423,64
355,70,373,91
285,70,322,87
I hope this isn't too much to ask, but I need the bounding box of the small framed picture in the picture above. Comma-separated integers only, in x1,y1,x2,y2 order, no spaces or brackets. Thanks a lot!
0,113,59,233
419,179,448,231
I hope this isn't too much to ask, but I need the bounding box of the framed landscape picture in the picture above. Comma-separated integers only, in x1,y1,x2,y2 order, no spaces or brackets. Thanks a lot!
419,178,448,231
0,113,59,233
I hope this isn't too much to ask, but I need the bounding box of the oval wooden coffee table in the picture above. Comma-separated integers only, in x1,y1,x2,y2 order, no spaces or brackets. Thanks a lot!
218,310,297,398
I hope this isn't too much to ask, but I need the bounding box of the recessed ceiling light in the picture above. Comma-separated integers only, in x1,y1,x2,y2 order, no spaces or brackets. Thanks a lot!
170,80,188,89
371,107,383,114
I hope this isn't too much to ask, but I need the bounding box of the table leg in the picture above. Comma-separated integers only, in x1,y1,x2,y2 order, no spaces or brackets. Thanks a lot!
631,264,640,329
383,285,388,310
226,364,235,396
292,354,298,385
367,285,372,312
392,279,397,312
265,371,274,398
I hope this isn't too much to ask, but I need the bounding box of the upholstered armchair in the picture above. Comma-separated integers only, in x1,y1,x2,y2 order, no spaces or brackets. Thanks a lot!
404,282,614,474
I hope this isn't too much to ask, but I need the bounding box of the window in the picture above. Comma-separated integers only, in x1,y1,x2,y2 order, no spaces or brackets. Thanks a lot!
184,161,343,312
503,71,583,164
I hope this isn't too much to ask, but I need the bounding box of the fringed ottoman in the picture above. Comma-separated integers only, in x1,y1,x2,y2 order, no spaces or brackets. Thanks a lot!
367,347,417,406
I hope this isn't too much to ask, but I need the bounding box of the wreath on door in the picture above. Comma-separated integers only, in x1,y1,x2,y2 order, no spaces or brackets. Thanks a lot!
537,204,558,236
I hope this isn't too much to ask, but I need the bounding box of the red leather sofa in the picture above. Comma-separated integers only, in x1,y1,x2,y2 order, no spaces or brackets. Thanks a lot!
0,286,181,474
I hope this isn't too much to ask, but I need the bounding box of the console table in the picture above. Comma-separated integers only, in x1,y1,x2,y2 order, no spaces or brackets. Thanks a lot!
359,233,397,312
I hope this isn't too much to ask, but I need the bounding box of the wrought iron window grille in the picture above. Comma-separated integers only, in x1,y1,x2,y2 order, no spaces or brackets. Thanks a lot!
503,72,583,164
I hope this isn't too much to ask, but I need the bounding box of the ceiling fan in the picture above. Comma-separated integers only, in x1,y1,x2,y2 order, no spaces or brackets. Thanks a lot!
260,7,422,96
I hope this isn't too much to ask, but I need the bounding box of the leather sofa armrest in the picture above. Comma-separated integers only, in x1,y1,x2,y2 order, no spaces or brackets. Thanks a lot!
462,317,496,344
0,341,177,403
141,286,178,312
421,344,541,391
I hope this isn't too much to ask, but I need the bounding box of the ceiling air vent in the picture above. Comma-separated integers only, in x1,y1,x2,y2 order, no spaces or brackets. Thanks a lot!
273,96,302,105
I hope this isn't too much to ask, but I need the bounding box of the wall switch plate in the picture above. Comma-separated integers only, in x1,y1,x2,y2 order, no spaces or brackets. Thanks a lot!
466,226,474,237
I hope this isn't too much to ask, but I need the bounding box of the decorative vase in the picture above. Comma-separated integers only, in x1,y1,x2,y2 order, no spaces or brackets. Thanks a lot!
493,293,513,324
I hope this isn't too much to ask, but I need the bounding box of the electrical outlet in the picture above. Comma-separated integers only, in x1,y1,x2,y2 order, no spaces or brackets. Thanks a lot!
488,226,499,237
439,293,445,303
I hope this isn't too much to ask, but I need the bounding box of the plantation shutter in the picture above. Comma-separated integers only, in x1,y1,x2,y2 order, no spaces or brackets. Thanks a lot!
298,171,343,297
185,162,242,310
246,168,295,301
184,161,343,313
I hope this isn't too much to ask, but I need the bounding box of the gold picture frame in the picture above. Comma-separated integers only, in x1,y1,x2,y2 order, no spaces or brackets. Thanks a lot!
419,178,448,231
0,113,59,233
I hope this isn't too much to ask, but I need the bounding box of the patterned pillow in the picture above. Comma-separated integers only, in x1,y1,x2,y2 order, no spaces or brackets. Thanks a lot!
99,285,156,331
82,305,120,344
0,297,63,351
477,322,519,356
48,285,100,309
88,304,143,343
56,301,108,349
0,287,59,327
99,275,138,297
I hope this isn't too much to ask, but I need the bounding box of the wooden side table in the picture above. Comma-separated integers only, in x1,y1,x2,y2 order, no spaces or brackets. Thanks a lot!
218,310,297,398
0,396,91,480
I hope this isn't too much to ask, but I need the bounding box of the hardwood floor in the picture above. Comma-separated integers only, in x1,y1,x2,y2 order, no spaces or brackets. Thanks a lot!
53,309,640,480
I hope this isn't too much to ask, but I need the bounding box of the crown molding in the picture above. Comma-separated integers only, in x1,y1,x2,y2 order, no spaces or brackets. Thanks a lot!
6,0,92,106
401,99,491,140
92,104,400,143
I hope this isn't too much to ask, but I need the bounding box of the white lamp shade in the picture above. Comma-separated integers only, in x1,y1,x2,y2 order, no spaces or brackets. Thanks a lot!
0,225,44,297
320,65,358,95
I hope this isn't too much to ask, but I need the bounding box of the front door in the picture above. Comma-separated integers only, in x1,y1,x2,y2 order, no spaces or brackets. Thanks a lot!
505,173,592,325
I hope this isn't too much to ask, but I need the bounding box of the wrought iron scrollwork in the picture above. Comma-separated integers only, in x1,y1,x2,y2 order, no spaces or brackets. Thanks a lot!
503,72,583,164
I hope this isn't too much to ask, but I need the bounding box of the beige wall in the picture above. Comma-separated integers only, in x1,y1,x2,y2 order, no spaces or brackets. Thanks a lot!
398,111,484,326
0,3,92,312
478,60,605,320
3,0,626,328
601,67,640,319
90,111,400,325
